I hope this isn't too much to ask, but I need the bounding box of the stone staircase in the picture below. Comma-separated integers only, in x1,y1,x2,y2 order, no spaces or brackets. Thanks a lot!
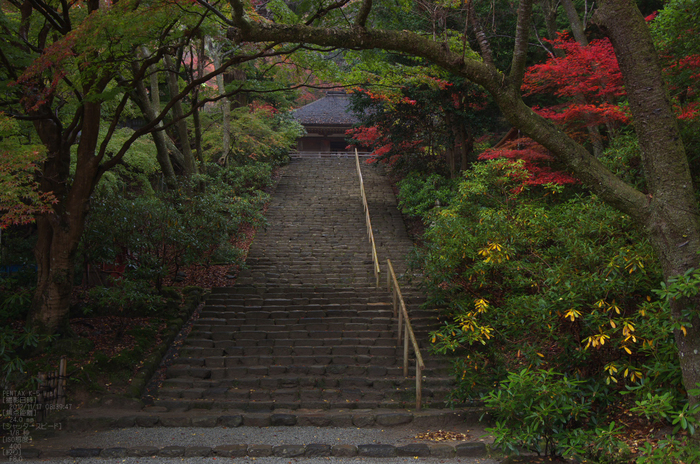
155,158,456,417
19,158,496,462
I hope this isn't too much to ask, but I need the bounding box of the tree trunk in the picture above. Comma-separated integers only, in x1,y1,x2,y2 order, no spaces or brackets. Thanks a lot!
211,44,231,165
561,0,588,45
444,112,457,177
457,124,474,171
559,0,605,157
164,54,198,175
192,39,206,171
29,102,102,332
30,217,80,331
132,52,178,186
594,0,700,398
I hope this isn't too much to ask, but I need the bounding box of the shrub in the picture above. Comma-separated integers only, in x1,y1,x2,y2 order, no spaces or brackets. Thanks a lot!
484,369,592,457
419,159,670,394
80,166,270,296
397,172,458,218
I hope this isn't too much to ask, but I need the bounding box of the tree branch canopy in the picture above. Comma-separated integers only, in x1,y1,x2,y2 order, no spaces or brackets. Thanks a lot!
225,0,648,222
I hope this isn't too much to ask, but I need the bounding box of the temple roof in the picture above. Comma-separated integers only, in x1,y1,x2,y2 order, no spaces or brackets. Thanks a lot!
293,91,359,126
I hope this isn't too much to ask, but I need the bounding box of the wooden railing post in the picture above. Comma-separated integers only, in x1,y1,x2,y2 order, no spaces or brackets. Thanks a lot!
416,364,422,410
403,324,409,377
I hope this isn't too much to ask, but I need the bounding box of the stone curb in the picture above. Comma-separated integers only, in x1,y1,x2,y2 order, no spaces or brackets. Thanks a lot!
54,408,491,432
17,441,488,460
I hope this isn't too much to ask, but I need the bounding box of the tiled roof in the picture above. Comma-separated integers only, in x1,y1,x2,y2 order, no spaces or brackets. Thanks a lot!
293,91,359,126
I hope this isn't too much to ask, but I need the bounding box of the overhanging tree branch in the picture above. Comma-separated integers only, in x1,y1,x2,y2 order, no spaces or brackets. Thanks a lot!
223,3,648,221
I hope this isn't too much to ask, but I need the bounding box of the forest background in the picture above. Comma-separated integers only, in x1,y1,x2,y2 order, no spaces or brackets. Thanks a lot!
1,0,700,462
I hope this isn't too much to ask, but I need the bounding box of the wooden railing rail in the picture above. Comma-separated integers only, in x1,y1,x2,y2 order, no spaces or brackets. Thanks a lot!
354,150,425,409
355,149,381,287
387,259,425,410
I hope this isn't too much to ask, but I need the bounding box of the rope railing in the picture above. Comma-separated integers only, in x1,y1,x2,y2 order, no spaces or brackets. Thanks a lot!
354,149,425,409
355,149,381,288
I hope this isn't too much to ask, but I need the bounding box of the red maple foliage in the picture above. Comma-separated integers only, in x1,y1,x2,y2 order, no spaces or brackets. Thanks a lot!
522,33,629,134
478,137,579,189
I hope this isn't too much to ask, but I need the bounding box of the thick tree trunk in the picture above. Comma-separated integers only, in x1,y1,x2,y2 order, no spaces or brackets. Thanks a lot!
595,0,700,398
29,102,102,332
30,217,80,331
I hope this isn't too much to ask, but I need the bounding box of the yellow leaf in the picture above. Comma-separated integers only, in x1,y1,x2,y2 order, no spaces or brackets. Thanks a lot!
537,352,544,358
610,320,617,328
681,326,687,336
623,346,631,354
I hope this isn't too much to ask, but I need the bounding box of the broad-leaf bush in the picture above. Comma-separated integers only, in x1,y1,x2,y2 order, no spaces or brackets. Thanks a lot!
397,172,458,218
79,162,271,309
404,156,689,459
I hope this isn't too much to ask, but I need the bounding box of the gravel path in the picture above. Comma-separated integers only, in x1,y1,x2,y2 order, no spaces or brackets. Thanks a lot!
14,424,497,462
25,423,491,449
32,425,449,448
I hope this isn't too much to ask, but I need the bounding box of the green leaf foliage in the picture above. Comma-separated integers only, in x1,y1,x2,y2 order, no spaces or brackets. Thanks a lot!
407,155,686,429
79,162,272,300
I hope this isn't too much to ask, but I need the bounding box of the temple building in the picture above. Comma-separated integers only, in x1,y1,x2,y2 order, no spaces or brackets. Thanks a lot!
293,91,359,155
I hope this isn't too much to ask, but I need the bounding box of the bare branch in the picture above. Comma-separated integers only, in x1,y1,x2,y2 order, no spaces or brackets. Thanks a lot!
28,0,70,34
193,0,235,26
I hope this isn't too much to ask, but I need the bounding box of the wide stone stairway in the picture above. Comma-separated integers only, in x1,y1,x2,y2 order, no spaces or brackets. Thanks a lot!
156,158,459,416
21,158,494,461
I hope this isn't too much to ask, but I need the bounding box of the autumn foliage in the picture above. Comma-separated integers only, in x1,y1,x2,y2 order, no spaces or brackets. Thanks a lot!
478,137,578,188
522,33,629,133
0,114,56,228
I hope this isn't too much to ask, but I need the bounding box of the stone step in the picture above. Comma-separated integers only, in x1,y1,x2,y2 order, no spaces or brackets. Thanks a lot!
152,397,458,412
177,338,437,352
81,408,486,428
155,158,451,413
165,364,452,379
211,285,426,297
183,338,399,348
180,344,403,356
156,390,455,408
